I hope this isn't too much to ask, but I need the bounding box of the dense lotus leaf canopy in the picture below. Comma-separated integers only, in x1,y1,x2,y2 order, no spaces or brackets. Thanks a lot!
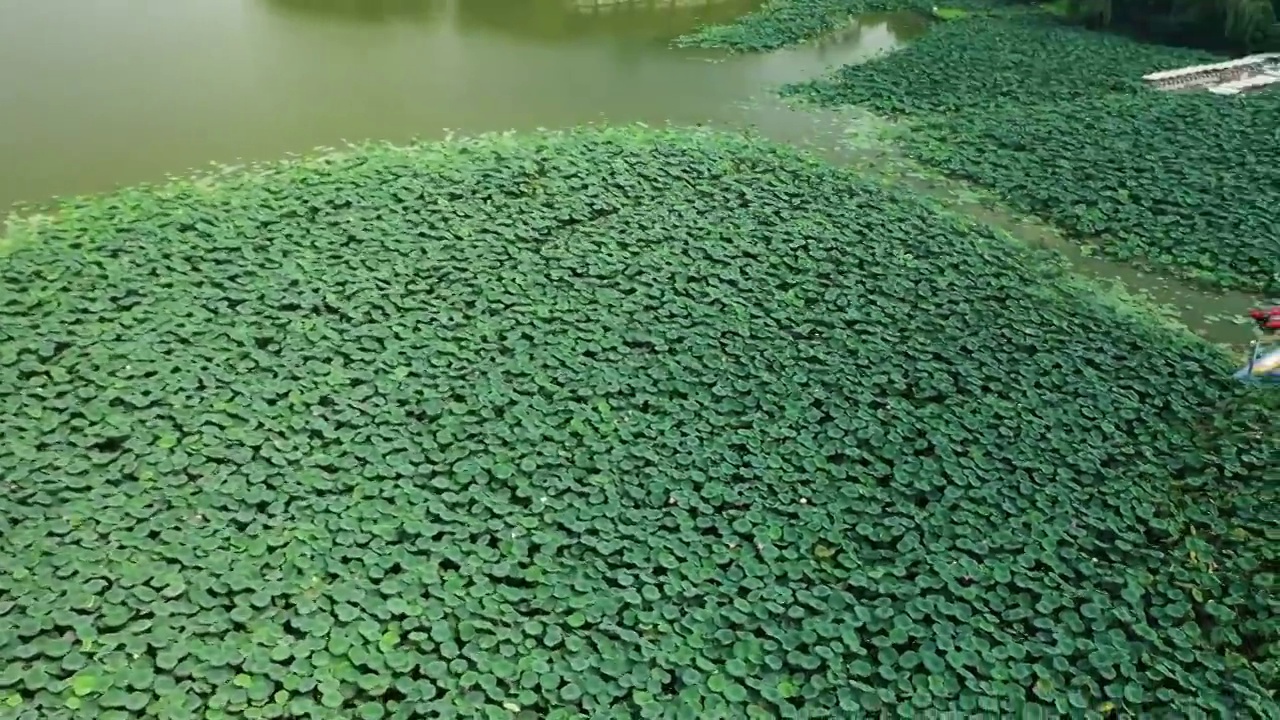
777,12,1280,294
907,92,1280,294
787,14,1214,112
676,0,998,50
0,128,1274,718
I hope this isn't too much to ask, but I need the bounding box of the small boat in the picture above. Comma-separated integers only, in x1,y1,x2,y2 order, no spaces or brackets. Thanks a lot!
1234,306,1280,385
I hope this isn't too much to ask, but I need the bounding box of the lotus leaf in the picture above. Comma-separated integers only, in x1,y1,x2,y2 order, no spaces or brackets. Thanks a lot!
0,127,1273,716
778,12,1278,293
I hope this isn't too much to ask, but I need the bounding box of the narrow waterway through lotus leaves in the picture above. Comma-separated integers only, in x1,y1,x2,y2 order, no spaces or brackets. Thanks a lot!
0,0,1257,343
812,131,1265,347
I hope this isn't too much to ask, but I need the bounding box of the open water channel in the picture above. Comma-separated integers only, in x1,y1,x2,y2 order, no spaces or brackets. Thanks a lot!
0,0,1259,345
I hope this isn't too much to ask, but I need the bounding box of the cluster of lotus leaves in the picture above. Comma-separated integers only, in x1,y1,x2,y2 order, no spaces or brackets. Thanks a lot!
0,128,1273,719
784,12,1280,294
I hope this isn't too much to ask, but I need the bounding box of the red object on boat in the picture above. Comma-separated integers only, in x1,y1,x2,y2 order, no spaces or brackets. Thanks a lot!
1247,306,1280,331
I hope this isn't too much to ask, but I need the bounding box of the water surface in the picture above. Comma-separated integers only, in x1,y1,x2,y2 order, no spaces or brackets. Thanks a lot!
0,0,923,209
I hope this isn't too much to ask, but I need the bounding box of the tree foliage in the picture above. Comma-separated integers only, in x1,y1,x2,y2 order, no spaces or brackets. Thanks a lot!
1065,0,1279,51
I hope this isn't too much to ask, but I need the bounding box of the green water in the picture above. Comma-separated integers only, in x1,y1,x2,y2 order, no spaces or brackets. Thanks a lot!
0,0,923,209
0,0,1258,345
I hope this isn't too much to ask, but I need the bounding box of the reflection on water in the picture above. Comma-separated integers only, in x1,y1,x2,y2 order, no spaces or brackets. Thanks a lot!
263,0,441,23
0,0,924,210
451,0,762,43
794,12,929,63
262,0,753,29
743,13,928,86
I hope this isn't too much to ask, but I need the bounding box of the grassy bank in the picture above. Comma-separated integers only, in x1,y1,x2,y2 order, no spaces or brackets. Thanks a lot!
683,3,1280,295
0,127,1273,718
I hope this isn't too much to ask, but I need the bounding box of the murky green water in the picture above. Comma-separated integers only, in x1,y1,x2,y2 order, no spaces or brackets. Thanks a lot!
0,0,923,209
0,0,1258,345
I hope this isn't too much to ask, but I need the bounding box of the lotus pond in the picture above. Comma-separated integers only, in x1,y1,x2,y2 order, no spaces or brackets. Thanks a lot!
1,0,1268,340
2,0,1277,718
0,127,1275,718
746,6,1280,295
